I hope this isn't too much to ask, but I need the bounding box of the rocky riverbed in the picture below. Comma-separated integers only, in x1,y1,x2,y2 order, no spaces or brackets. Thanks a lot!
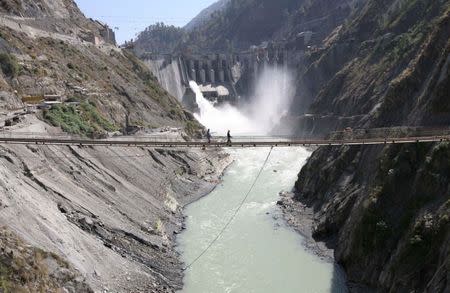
278,191,334,260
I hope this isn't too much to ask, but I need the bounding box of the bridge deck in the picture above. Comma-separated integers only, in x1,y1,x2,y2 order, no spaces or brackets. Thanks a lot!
0,135,448,147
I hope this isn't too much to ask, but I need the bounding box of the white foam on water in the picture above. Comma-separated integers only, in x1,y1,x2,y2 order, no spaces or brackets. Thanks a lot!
190,81,257,135
190,65,294,136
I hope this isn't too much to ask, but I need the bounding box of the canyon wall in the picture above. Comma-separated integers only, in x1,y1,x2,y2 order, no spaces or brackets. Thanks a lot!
291,0,450,291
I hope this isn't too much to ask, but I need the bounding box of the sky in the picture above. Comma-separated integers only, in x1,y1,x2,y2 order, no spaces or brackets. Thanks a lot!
74,0,217,44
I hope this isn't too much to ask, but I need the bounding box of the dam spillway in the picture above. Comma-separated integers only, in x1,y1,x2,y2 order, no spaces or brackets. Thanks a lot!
140,44,290,109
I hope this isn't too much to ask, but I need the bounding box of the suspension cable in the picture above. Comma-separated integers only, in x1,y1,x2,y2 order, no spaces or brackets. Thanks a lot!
182,146,274,271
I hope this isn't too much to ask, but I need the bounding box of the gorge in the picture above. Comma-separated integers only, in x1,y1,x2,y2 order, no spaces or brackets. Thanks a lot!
134,0,450,292
0,0,448,292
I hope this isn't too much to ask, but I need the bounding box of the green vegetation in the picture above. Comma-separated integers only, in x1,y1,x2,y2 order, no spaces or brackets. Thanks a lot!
134,22,186,54
386,22,427,62
185,120,203,137
180,0,301,52
0,52,19,77
43,101,118,137
123,49,157,82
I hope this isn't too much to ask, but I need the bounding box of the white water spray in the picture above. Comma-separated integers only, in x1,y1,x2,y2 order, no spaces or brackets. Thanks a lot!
190,66,294,136
191,81,257,135
248,66,294,132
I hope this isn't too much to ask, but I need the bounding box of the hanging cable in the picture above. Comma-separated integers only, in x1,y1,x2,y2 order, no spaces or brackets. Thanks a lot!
183,146,274,271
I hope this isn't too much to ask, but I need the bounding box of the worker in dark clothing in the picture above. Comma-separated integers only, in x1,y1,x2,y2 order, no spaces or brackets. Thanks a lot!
227,130,232,146
206,129,212,144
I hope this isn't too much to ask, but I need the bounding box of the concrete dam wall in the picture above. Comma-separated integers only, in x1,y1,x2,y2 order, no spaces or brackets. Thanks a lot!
143,55,187,100
141,46,289,111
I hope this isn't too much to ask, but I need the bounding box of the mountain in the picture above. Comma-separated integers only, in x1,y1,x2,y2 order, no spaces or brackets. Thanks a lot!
133,0,360,54
177,0,361,53
184,0,231,31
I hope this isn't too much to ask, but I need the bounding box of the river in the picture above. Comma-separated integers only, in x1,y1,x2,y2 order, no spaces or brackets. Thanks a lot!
177,147,348,293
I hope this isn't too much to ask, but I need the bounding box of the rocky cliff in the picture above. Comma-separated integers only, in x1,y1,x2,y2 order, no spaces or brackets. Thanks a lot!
0,226,93,292
289,0,450,292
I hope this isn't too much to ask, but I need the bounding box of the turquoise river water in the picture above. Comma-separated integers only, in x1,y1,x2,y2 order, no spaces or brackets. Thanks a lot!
177,147,348,293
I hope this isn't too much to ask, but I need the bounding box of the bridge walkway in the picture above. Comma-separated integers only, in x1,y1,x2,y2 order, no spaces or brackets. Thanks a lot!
0,134,448,147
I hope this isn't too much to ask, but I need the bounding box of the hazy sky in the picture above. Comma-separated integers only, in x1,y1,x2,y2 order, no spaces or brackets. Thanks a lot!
74,0,217,44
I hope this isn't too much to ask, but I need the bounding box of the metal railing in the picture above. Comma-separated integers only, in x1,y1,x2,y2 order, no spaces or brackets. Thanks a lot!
0,127,449,147
328,126,450,140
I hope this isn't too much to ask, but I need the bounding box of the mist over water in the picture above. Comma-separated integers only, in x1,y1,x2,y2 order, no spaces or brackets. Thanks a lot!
191,66,294,136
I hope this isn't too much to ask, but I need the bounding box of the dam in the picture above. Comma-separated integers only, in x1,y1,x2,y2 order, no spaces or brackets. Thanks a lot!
141,42,290,111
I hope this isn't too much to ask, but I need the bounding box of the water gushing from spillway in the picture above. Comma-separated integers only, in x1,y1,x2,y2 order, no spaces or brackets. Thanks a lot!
190,81,257,135
190,65,294,136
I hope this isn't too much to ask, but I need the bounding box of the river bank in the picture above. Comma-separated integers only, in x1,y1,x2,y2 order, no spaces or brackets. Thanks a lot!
278,191,335,260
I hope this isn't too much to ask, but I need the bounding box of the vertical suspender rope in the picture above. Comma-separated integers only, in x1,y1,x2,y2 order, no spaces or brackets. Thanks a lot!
182,147,274,271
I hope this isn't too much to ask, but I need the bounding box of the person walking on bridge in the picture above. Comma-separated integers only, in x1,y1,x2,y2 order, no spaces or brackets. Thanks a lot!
206,129,212,144
227,130,232,146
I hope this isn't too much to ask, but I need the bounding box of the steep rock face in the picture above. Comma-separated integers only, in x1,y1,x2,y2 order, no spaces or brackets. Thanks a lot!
291,0,450,291
296,143,449,292
290,0,450,133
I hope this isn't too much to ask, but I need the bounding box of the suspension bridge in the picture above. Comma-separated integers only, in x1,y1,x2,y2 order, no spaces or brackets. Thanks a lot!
0,127,449,147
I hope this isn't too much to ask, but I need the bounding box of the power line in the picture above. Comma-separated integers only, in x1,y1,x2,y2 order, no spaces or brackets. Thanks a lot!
182,146,274,271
